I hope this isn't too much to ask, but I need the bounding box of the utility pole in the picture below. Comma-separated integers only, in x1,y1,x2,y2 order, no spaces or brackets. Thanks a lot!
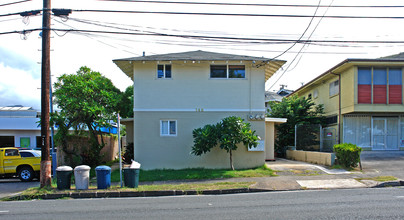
40,0,51,188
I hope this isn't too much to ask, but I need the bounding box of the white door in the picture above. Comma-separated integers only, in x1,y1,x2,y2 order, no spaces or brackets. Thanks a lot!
372,117,399,150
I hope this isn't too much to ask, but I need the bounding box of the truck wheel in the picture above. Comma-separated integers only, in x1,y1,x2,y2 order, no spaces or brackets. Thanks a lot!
18,167,34,182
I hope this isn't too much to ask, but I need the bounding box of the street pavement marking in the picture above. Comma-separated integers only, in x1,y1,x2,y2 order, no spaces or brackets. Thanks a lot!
0,211,9,213
297,179,366,189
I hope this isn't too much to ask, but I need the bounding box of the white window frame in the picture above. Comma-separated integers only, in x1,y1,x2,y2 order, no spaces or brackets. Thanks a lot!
210,65,246,79
160,120,177,136
157,64,172,79
329,80,339,97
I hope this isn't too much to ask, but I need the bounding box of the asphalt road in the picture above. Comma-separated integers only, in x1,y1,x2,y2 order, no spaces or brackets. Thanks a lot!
1,187,404,220
361,151,404,179
0,179,39,198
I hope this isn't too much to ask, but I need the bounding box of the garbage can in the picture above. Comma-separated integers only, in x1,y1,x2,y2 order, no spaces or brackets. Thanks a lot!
123,168,140,188
56,166,73,190
74,165,91,190
95,165,111,189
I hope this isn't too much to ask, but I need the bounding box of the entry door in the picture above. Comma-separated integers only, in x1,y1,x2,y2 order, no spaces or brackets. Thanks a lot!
372,117,399,150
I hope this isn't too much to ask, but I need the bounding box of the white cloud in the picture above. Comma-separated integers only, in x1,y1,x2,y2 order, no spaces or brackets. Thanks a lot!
0,63,41,109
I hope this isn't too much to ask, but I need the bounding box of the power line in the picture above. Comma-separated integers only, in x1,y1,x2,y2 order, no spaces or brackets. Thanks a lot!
3,27,404,46
97,0,404,8
268,0,335,90
268,0,321,62
0,0,31,7
71,9,404,19
0,11,25,17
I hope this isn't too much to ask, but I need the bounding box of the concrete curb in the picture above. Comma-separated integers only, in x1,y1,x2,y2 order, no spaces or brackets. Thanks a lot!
373,180,404,188
5,180,403,201
10,188,273,200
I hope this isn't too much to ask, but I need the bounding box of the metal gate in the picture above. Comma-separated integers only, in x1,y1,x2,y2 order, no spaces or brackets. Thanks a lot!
295,124,337,152
322,127,337,152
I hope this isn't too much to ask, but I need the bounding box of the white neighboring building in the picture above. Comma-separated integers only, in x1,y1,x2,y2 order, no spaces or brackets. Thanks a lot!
0,106,42,148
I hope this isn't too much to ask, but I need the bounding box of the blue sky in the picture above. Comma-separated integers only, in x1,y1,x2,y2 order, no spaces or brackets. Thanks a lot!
0,47,41,109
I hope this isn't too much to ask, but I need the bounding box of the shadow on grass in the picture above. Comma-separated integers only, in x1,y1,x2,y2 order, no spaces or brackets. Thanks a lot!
111,165,276,182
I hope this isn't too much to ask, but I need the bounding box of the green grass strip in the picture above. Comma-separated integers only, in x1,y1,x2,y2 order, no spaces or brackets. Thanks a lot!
111,165,275,182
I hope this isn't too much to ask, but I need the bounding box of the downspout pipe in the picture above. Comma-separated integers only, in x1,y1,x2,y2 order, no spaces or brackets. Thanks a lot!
331,72,342,144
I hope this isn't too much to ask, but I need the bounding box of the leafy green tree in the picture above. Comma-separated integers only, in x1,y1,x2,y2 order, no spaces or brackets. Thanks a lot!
118,85,134,118
53,66,121,167
191,116,259,170
268,95,325,157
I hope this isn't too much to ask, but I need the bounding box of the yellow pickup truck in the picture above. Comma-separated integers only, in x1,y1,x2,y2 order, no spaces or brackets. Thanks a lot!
0,147,41,181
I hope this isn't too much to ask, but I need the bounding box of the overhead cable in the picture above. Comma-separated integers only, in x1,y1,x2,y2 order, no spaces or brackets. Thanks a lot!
71,9,404,19
0,0,31,7
97,0,404,8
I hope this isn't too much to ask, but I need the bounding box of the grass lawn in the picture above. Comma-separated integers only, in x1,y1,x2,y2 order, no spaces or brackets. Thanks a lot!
110,165,276,182
2,182,255,201
356,176,398,182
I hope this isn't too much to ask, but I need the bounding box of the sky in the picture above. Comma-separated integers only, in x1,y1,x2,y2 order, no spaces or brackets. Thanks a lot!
1,0,404,110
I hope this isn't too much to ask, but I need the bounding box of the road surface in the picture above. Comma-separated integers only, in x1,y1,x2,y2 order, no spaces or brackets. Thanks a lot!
1,187,403,219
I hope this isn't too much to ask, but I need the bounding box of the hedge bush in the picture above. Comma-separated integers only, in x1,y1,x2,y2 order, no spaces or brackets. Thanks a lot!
333,143,362,168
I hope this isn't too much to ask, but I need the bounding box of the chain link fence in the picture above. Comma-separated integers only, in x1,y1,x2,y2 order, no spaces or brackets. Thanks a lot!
295,124,336,152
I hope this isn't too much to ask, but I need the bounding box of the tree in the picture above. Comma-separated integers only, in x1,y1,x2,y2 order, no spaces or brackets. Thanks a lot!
267,95,325,157
117,85,134,118
191,116,259,170
53,66,121,167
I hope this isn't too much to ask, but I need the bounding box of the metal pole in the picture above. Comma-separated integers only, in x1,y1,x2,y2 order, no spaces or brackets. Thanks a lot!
294,124,297,149
40,0,51,188
50,74,56,177
118,113,122,187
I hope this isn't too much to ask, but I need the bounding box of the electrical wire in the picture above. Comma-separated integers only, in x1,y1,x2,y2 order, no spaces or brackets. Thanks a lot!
97,0,404,8
52,17,140,55
72,9,404,19
264,0,321,64
0,0,31,7
0,11,25,17
267,0,334,90
42,28,404,45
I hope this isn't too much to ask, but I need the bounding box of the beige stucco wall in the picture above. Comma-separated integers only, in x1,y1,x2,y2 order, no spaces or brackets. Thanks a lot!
130,60,268,170
133,111,265,170
133,61,265,111
265,122,275,160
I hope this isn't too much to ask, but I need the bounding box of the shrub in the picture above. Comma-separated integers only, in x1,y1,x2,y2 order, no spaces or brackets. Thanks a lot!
333,143,362,168
123,142,134,164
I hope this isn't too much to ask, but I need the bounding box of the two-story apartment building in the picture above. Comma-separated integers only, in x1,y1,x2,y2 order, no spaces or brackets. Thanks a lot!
114,50,286,169
291,52,404,151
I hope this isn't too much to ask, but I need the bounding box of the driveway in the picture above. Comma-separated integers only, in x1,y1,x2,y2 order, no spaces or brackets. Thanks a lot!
0,179,39,199
360,151,404,179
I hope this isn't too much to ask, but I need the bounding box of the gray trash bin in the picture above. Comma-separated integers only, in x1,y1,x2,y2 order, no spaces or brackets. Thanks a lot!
56,166,73,190
74,165,91,190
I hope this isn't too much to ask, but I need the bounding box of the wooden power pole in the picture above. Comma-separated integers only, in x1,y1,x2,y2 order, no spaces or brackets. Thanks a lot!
40,0,52,188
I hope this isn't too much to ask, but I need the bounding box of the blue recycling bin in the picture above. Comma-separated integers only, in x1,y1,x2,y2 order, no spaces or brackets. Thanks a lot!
95,165,111,189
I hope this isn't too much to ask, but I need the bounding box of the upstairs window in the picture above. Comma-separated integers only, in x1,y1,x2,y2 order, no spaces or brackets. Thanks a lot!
157,64,171,79
358,67,372,104
160,120,177,136
358,67,402,104
210,65,245,79
373,68,387,104
389,68,402,104
313,90,318,99
329,80,339,97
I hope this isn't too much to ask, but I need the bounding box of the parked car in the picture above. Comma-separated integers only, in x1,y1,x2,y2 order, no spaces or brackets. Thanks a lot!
19,149,41,158
0,147,40,181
